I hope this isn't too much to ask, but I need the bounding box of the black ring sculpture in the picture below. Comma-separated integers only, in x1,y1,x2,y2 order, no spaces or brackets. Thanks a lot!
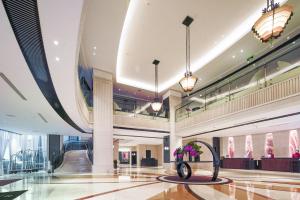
176,161,192,179
176,140,220,181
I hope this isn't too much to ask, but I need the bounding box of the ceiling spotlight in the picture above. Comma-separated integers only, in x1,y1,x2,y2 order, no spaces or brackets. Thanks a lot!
287,36,290,40
293,41,296,44
232,55,236,59
55,57,60,61
252,0,293,43
93,46,97,50
240,49,244,53
93,52,96,56
53,40,59,46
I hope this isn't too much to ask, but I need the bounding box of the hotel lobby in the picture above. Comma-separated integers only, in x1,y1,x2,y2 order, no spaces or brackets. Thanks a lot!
1,0,300,199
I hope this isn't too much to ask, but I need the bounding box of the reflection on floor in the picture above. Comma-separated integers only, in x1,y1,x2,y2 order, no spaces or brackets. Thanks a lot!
1,167,300,199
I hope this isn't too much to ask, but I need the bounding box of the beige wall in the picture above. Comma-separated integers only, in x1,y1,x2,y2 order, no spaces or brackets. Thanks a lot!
220,129,299,159
136,144,163,166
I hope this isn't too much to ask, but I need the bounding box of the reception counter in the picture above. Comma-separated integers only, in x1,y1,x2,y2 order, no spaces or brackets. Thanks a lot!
261,158,300,172
221,158,257,170
221,158,300,172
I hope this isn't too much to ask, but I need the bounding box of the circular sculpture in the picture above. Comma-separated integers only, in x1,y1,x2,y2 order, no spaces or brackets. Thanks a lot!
174,140,220,182
176,161,192,179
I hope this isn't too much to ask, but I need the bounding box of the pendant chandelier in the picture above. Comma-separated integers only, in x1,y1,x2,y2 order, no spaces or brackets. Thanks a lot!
252,0,293,43
151,59,162,112
179,16,198,94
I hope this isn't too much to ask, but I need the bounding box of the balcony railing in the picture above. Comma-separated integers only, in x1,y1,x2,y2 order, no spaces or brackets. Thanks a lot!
176,35,300,122
113,95,169,120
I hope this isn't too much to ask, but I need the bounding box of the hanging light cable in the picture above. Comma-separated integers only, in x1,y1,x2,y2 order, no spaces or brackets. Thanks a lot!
151,59,162,112
179,16,198,94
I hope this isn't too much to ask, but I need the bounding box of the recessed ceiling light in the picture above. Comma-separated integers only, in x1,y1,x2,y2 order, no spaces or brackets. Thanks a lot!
93,46,97,50
240,49,244,53
287,36,290,40
232,55,236,59
293,41,296,44
93,52,96,56
53,40,59,46
55,57,60,61
199,94,202,97
118,88,121,91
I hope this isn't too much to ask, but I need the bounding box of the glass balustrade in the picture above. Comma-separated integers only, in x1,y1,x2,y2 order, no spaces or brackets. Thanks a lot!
78,65,93,109
113,94,169,120
176,36,300,121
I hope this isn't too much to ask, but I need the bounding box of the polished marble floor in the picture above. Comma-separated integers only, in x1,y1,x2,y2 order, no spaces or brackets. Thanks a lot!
1,167,300,199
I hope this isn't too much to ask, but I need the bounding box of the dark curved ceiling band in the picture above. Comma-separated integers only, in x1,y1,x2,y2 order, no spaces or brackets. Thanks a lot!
2,0,87,133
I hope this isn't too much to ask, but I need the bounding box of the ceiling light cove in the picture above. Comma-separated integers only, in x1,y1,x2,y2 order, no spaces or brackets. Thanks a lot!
116,0,288,93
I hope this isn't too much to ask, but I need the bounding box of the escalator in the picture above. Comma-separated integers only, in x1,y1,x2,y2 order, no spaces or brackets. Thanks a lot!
54,150,92,173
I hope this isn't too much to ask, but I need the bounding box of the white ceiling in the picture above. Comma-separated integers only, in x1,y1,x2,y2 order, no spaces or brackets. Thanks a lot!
38,0,92,133
182,0,300,93
80,0,300,95
0,0,90,136
115,0,289,92
80,0,128,73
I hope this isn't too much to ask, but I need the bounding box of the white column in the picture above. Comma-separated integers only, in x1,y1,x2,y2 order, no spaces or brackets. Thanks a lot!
136,145,141,167
93,70,113,173
165,90,182,162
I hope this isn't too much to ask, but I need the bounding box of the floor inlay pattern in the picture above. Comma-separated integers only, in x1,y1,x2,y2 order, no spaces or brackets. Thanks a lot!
1,168,300,199
157,175,232,185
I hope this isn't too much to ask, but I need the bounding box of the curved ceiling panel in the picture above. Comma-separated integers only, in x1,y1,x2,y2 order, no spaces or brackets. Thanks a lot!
116,0,287,92
2,0,88,133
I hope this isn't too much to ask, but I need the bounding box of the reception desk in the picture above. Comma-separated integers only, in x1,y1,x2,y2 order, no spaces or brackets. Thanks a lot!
261,158,300,172
221,158,256,170
141,158,158,167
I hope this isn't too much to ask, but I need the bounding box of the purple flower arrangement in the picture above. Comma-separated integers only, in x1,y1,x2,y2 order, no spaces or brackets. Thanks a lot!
173,143,203,160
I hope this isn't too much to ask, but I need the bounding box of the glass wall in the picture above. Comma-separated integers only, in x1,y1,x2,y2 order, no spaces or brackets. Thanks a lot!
176,36,300,121
0,130,48,175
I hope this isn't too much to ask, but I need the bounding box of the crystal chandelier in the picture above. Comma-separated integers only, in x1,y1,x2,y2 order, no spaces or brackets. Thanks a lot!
252,0,293,43
151,59,162,112
179,16,198,94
